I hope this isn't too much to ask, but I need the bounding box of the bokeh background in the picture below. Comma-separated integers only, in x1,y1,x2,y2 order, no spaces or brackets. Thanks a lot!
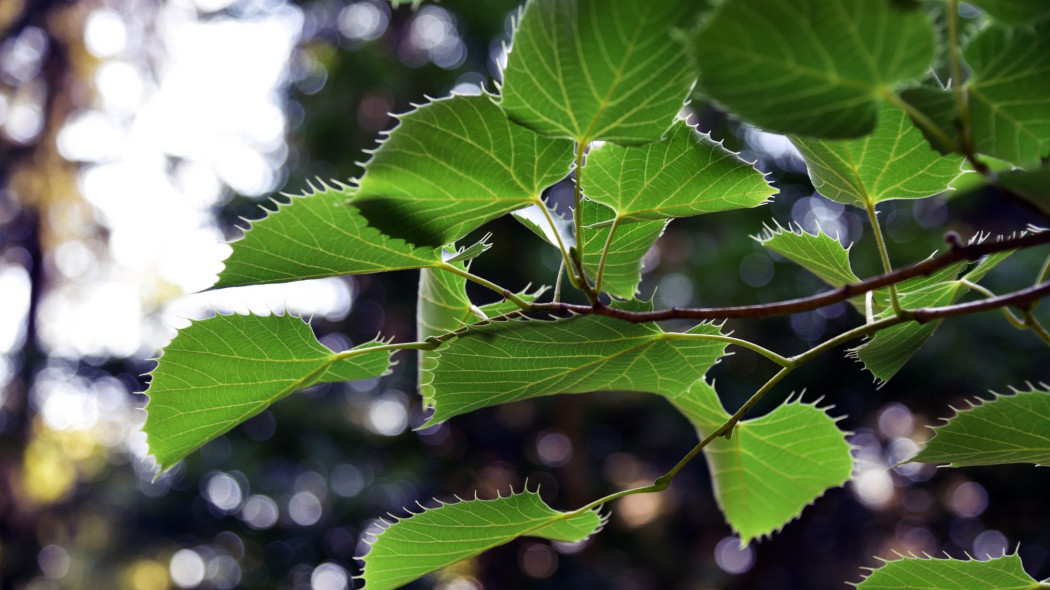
1,1,1049,589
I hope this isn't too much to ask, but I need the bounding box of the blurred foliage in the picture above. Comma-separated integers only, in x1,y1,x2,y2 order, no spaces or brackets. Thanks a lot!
2,1,1050,589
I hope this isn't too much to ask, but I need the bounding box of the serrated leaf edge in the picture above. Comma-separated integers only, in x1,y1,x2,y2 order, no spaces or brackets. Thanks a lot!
353,483,608,585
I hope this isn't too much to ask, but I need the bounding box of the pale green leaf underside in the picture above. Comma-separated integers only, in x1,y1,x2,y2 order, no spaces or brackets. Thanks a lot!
757,224,860,288
422,314,727,425
671,381,852,543
418,267,475,383
965,24,1050,169
911,386,1050,467
499,0,696,144
580,199,666,298
214,185,441,289
361,490,603,590
581,121,776,221
417,267,546,380
694,0,935,138
968,0,1050,27
791,102,966,208
144,314,393,469
857,554,1046,590
351,94,574,247
511,202,575,251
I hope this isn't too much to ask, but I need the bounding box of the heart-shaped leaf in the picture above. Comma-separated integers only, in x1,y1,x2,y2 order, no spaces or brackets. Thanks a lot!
671,380,853,543
145,313,394,469
352,93,574,246
499,0,697,144
694,0,935,138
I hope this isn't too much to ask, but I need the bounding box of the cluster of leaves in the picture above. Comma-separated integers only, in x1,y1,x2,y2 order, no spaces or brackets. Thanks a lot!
143,0,1050,588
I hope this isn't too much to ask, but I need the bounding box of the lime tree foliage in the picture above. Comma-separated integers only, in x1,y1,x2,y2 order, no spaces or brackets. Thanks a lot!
143,0,1050,588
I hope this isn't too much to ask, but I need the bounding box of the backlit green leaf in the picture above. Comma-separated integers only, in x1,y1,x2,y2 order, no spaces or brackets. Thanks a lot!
581,121,775,221
967,0,1050,25
965,24,1050,169
361,490,604,590
511,202,575,253
351,94,574,246
757,224,860,288
850,266,965,384
214,184,442,289
422,313,727,425
144,313,394,470
857,554,1047,590
791,102,966,208
499,0,697,144
694,0,935,138
671,381,853,544
579,199,666,298
911,386,1050,467
418,267,476,383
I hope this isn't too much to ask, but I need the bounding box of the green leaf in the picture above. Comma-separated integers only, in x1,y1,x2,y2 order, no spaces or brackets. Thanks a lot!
857,554,1048,590
511,202,575,251
351,94,574,246
694,0,936,138
997,168,1050,217
422,313,727,425
898,82,959,154
967,0,1050,25
361,490,604,590
850,267,965,384
581,120,775,224
671,381,853,544
965,24,1050,169
417,267,475,384
911,386,1050,467
791,102,967,208
579,199,666,298
756,223,860,288
445,234,493,264
214,184,442,289
498,0,697,144
144,313,394,469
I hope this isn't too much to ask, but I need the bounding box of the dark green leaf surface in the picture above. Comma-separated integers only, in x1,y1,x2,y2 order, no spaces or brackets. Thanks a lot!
361,490,603,590
898,82,959,154
145,314,394,469
857,554,1047,590
965,24,1050,169
422,314,727,425
499,0,696,144
967,0,1050,25
850,274,962,384
792,102,966,208
579,199,666,298
757,224,860,287
912,386,1050,467
671,381,853,543
695,0,935,138
214,184,442,289
581,121,775,221
997,168,1050,216
352,94,574,246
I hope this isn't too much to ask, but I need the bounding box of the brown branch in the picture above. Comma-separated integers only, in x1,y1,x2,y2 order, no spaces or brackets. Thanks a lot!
913,281,1050,323
531,230,1050,322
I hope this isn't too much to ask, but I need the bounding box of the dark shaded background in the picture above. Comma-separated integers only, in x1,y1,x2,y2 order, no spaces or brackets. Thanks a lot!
2,1,1049,589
